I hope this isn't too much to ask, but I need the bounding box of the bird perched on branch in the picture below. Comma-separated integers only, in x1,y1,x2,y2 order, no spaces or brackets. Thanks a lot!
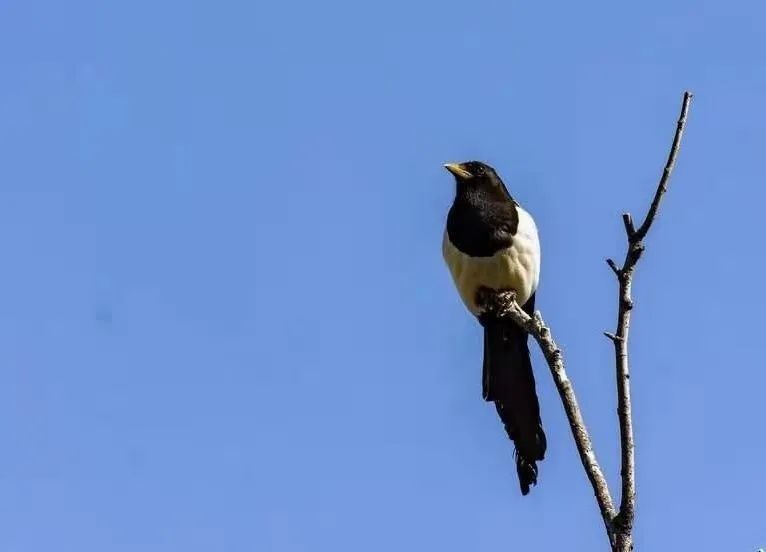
442,160,546,495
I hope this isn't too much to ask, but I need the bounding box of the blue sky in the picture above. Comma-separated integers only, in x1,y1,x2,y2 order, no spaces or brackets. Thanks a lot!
1,0,764,550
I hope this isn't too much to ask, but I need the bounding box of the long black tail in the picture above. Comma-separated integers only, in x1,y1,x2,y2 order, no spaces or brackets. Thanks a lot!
481,302,547,495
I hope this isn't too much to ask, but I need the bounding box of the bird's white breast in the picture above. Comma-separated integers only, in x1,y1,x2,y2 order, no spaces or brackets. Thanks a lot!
442,206,540,316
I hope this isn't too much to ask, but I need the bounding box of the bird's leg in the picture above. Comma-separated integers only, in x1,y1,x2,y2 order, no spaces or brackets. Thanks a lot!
476,286,517,318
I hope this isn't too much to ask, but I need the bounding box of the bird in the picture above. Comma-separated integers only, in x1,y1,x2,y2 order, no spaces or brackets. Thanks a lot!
441,160,546,495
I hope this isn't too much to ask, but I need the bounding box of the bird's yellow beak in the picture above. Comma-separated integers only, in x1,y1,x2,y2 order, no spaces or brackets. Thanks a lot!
444,163,472,179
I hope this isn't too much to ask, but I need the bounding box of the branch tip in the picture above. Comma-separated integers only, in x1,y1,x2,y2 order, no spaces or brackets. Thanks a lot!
606,258,621,276
633,90,693,242
622,213,635,237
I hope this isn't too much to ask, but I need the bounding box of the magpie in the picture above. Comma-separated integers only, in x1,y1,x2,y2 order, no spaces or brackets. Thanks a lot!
442,160,546,495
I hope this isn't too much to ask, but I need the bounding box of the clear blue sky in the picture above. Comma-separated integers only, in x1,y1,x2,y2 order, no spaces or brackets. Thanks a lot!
1,0,764,550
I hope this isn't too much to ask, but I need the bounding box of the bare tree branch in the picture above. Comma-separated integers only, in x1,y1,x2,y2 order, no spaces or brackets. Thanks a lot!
633,92,694,242
480,289,617,546
621,213,636,237
608,90,693,552
480,91,692,552
606,258,621,277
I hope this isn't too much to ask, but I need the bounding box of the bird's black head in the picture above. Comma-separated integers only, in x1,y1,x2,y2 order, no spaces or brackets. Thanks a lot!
444,160,512,201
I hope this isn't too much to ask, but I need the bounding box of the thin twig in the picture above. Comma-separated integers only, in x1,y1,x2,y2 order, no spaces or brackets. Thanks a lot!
633,92,694,242
606,258,621,277
484,290,617,545
621,214,635,237
608,90,693,552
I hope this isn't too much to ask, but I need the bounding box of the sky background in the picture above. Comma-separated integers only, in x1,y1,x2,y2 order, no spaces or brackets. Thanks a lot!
1,0,764,550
